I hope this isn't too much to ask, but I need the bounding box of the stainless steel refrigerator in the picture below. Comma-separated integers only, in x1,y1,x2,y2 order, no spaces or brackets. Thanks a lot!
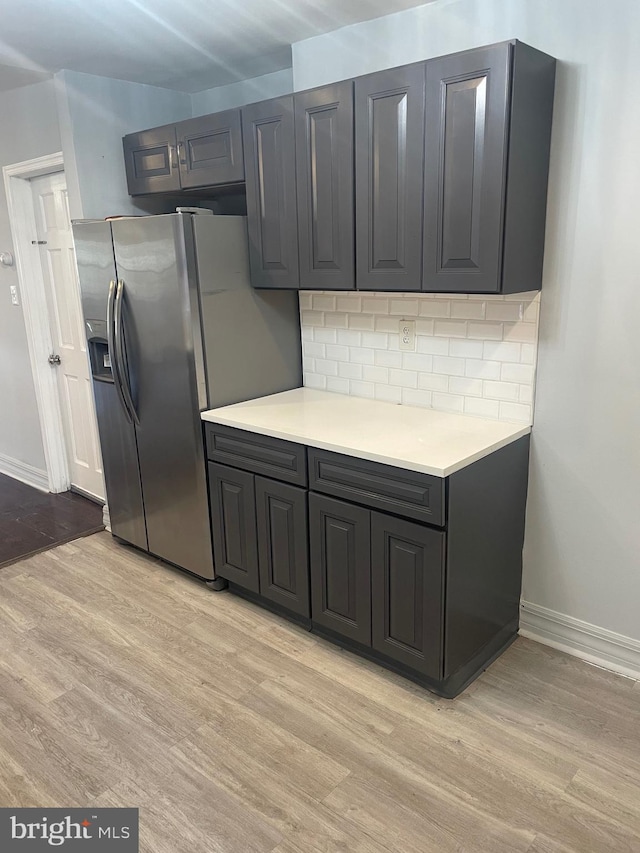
73,212,301,582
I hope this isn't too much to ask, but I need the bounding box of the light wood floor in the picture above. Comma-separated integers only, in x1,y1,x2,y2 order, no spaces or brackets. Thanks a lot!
0,533,638,852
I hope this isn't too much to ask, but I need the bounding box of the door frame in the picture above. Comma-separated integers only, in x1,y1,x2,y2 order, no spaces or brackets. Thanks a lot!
3,152,71,493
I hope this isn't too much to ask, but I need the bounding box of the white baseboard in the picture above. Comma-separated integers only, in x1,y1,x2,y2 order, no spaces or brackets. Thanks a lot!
520,600,640,681
102,504,111,532
0,452,49,492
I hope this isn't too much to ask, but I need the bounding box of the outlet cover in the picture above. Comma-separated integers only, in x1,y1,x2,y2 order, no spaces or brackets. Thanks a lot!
398,319,416,352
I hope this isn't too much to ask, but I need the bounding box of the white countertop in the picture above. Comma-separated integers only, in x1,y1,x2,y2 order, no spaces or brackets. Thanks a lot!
201,388,531,477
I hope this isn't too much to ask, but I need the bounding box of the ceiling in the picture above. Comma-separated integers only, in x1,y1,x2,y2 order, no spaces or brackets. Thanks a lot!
0,0,435,93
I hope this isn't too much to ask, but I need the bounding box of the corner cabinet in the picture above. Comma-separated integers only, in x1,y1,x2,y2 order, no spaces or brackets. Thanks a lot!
123,110,244,195
205,421,531,697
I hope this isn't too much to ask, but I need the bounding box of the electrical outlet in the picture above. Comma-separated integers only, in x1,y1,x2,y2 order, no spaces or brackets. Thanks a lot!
398,319,416,352
10,285,19,306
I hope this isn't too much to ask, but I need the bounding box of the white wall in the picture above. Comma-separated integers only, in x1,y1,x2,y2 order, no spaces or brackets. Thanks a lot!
191,69,293,115
0,80,61,474
292,0,640,645
56,70,192,219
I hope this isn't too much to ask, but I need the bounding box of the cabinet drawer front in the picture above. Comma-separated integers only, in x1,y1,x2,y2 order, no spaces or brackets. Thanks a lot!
309,493,371,645
308,449,444,526
256,477,309,617
208,462,259,592
371,512,444,678
178,110,244,188
206,424,307,486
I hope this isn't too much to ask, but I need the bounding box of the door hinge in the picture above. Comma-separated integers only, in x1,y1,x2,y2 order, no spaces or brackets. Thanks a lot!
48,353,61,365
32,240,47,245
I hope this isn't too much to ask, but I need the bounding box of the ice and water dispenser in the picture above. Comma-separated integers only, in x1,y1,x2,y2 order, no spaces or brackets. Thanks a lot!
86,319,112,382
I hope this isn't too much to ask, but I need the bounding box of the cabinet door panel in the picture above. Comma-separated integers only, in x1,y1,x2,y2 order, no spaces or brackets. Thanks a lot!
208,462,259,592
355,64,425,291
123,125,179,195
309,493,371,645
295,82,354,290
242,97,299,288
256,477,309,617
423,43,511,292
177,110,244,188
371,512,443,678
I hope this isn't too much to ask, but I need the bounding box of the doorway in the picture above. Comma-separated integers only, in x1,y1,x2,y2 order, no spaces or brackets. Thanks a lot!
3,153,105,502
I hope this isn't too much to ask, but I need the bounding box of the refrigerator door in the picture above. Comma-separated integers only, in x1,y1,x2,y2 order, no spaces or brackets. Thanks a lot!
73,220,148,550
110,214,214,579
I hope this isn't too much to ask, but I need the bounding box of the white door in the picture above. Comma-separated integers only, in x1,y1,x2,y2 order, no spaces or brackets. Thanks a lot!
31,171,105,500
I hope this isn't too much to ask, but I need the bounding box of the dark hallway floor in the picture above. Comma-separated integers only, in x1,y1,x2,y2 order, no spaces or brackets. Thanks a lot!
0,473,104,568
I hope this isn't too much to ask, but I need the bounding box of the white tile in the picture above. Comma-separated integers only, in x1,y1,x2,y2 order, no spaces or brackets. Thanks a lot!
315,359,338,376
504,290,538,301
418,373,449,392
519,384,533,404
375,350,403,368
375,316,401,333
313,328,337,344
389,368,418,388
387,334,400,350
523,299,540,322
499,401,532,423
500,363,534,384
302,355,314,373
402,352,433,372
336,295,362,312
302,310,325,325
483,341,521,362
450,301,486,320
362,296,389,314
483,380,520,401
338,362,363,380
301,327,313,341
375,384,402,403
432,355,466,377
419,300,451,318
467,322,503,341
349,347,375,365
520,344,536,365
485,301,524,322
298,292,313,310
416,319,435,335
464,397,500,419
348,314,376,331
324,312,349,328
390,298,419,316
431,392,465,413
303,341,325,358
361,332,389,349
465,359,501,380
337,329,361,346
326,377,350,394
362,365,389,383
313,294,336,312
449,377,483,397
502,322,538,343
401,388,432,408
434,319,468,338
304,373,326,390
325,344,350,361
449,339,484,359
416,336,449,355
349,379,375,398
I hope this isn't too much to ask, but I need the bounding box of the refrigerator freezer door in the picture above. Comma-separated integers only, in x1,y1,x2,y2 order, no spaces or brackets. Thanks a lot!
110,215,214,579
73,220,148,550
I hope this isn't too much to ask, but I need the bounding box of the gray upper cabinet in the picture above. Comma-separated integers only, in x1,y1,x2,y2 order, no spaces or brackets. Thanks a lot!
123,111,244,195
242,96,300,289
423,41,556,293
295,82,355,290
123,125,180,195
176,110,244,188
355,64,426,291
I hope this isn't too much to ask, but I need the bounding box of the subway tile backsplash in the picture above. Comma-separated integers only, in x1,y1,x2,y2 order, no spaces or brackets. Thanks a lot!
300,291,541,424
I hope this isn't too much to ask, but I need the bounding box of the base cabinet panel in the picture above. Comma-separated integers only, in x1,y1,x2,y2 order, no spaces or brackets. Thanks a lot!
256,476,310,617
208,462,259,592
309,493,371,645
371,512,444,678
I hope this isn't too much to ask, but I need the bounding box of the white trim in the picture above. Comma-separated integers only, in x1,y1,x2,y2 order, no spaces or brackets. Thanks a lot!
0,451,49,492
3,153,69,494
520,600,640,682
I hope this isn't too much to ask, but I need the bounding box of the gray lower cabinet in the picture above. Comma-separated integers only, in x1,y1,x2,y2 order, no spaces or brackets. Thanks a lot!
295,82,355,290
354,63,426,291
242,96,300,289
308,493,371,645
176,111,244,188
123,125,180,195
